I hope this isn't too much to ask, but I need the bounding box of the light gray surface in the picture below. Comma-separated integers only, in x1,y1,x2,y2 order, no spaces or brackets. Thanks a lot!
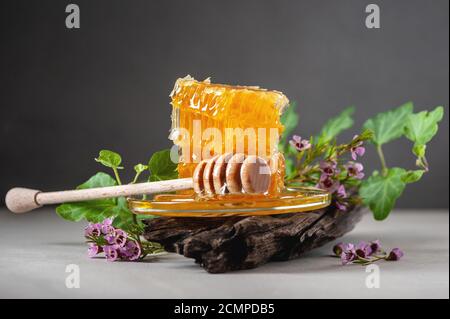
0,209,448,299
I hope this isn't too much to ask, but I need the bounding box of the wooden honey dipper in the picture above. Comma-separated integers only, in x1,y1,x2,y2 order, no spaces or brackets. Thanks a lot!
5,153,272,214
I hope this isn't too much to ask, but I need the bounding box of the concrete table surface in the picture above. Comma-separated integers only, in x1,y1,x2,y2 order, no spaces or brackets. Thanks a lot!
0,208,448,299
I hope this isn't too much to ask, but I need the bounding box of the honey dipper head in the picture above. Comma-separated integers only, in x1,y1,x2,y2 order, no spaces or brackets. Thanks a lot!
193,154,271,195
240,156,271,194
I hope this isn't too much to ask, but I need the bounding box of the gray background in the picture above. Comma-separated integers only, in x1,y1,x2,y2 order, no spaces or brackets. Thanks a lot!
0,0,448,208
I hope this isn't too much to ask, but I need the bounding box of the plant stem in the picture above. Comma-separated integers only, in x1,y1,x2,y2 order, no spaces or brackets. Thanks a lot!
420,156,429,171
376,145,388,176
112,168,122,185
131,172,141,184
360,255,387,266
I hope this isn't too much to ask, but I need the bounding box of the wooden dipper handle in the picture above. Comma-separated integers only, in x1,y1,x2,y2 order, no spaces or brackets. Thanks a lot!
5,153,272,213
5,179,194,213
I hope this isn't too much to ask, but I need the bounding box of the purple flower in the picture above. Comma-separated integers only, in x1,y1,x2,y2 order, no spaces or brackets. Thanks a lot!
289,135,311,152
320,160,338,176
335,200,348,211
101,218,115,235
103,245,119,262
87,243,102,258
84,223,102,237
337,184,347,198
386,248,404,261
120,241,142,261
344,162,365,179
104,234,114,244
355,241,373,258
334,185,349,211
370,240,381,254
317,174,340,193
105,229,128,247
340,243,357,265
333,242,345,256
351,135,365,160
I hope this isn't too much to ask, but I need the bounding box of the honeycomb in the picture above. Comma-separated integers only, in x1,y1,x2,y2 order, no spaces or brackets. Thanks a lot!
169,75,289,194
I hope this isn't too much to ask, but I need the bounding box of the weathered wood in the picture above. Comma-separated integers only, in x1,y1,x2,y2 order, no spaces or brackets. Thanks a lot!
143,205,364,273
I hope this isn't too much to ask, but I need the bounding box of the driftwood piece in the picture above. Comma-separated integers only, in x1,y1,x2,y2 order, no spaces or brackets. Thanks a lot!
143,205,364,273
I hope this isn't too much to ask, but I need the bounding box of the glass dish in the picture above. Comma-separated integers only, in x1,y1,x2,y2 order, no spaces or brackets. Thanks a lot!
127,187,331,217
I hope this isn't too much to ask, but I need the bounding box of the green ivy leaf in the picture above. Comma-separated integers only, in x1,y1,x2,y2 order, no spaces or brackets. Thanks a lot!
56,172,119,222
95,150,123,169
110,197,135,231
56,172,139,226
56,200,118,223
402,170,425,184
363,102,414,146
280,102,299,142
404,106,444,157
360,168,407,221
316,106,355,145
412,144,426,158
76,172,117,190
148,149,178,181
130,163,149,183
134,163,148,174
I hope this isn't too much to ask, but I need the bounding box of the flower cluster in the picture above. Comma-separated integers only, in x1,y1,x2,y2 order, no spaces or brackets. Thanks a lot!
288,134,366,212
85,218,141,262
316,160,364,211
315,137,366,211
333,240,404,265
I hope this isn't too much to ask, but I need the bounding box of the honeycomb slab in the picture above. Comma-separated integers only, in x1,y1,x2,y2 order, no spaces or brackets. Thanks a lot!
169,76,289,194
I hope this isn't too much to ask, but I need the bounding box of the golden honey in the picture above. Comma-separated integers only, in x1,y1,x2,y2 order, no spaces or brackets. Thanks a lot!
128,76,332,217
128,187,331,217
169,75,289,194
